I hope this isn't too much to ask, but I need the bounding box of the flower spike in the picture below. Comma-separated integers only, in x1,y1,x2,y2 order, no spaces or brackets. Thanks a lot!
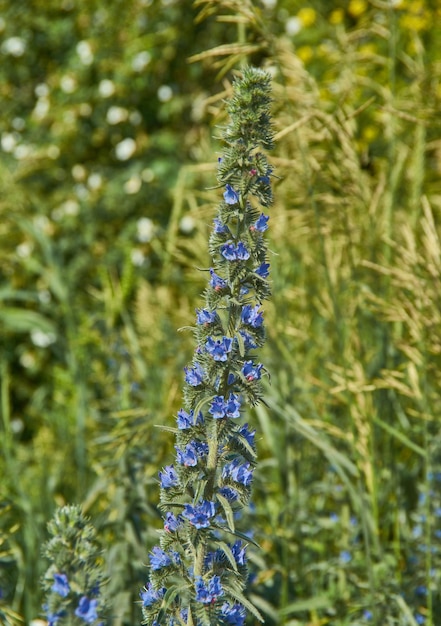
141,67,274,626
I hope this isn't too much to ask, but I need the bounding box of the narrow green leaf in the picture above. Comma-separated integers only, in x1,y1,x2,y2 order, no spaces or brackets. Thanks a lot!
216,493,235,532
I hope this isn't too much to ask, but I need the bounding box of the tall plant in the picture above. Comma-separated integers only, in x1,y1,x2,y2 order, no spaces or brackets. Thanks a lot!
140,67,274,626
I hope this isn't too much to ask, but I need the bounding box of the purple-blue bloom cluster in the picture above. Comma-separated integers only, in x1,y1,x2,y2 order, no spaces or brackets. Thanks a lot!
222,458,254,486
250,213,269,232
195,575,224,603
241,304,263,328
196,308,217,325
209,268,227,291
182,500,216,529
209,393,241,419
149,546,180,571
51,572,70,598
75,596,98,624
205,336,233,361
223,184,239,205
176,441,208,467
140,582,165,607
220,241,250,261
176,408,203,429
242,360,263,381
159,465,179,488
184,362,205,386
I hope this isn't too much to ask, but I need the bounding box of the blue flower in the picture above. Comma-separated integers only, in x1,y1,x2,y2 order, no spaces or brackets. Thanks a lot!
219,486,239,501
231,540,247,566
236,242,250,260
242,360,263,381
220,242,250,261
184,362,205,386
159,465,179,488
241,304,263,328
224,184,239,205
196,308,217,325
164,512,183,532
223,458,254,486
195,575,224,603
74,596,98,624
150,546,174,570
255,262,270,278
176,443,199,467
209,268,227,291
51,572,70,597
237,423,255,446
221,243,239,261
220,602,246,625
213,217,229,234
339,550,352,564
362,610,373,621
209,394,241,419
209,395,228,419
44,605,65,626
183,500,216,529
140,582,165,607
239,330,257,349
225,393,241,418
206,336,233,361
176,408,203,429
250,213,269,233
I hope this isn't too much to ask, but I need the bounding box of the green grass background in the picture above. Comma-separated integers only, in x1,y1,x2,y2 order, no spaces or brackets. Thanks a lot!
1,0,441,624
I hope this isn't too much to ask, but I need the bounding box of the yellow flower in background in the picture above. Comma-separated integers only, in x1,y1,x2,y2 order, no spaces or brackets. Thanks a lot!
298,7,317,27
348,0,368,18
362,125,378,142
329,9,344,25
297,45,313,63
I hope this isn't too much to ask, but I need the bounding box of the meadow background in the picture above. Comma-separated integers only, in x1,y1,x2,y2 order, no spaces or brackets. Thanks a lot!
1,0,441,624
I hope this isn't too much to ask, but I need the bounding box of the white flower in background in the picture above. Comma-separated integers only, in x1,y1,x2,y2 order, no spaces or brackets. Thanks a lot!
60,75,77,93
16,241,33,258
157,85,173,102
79,102,92,117
12,117,25,130
261,0,277,7
124,175,142,195
286,16,302,36
33,97,50,120
129,110,142,125
14,144,32,160
141,167,154,182
132,50,151,72
137,217,154,242
38,290,52,304
1,36,26,56
47,145,60,159
106,105,129,125
87,172,102,190
35,83,49,98
115,137,136,161
98,78,115,97
72,164,86,181
31,330,56,348
131,248,145,266
1,132,18,153
179,215,195,234
52,199,80,220
76,40,93,65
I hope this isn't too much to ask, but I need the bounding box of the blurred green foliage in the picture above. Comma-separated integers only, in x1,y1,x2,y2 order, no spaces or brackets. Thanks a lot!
1,0,441,625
